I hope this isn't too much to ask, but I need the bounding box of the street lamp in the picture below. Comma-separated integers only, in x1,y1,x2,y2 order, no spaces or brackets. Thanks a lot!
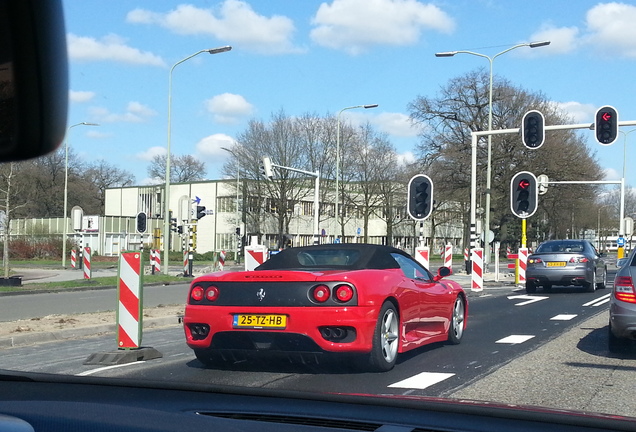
221,147,241,261
163,46,232,274
435,40,550,267
62,122,99,268
335,103,378,240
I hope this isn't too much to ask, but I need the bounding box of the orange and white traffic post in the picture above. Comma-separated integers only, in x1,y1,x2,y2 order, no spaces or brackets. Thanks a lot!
117,252,143,349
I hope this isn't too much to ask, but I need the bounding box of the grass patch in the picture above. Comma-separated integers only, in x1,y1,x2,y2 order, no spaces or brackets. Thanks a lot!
1,273,188,293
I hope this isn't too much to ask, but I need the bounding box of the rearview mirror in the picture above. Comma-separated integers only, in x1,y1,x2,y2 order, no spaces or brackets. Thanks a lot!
0,0,68,161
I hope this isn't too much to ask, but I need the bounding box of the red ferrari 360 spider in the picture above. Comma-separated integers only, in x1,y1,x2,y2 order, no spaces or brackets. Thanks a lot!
184,243,467,371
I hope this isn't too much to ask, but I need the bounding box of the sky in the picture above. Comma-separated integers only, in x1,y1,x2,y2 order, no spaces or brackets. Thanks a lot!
62,0,636,188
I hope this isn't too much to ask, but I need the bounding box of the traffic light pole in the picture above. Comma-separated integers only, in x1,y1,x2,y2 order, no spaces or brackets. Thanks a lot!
470,118,636,284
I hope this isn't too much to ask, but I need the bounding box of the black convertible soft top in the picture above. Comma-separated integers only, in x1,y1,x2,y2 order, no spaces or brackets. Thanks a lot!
255,243,410,271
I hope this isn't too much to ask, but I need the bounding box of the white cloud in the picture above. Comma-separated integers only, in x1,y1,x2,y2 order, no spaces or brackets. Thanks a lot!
137,146,166,162
551,101,597,123
310,0,455,55
372,112,418,137
397,151,415,166
67,33,165,66
89,102,157,123
195,133,237,159
127,1,303,55
585,2,636,58
69,90,96,103
526,25,579,55
604,167,621,181
205,93,254,124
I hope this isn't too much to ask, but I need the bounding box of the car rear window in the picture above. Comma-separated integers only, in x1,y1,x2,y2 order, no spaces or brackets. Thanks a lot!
297,249,361,266
536,242,585,253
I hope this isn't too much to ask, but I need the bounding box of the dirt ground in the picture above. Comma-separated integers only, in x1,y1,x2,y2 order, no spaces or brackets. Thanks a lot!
0,304,185,337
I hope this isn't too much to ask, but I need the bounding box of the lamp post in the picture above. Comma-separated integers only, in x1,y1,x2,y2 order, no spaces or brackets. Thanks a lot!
163,45,231,274
62,122,99,268
435,41,550,268
335,103,378,240
221,147,241,261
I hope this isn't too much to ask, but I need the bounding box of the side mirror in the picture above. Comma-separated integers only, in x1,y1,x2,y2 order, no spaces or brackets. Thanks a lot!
0,0,68,161
434,266,452,281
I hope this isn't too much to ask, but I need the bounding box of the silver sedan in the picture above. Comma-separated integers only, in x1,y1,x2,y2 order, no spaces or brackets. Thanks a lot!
525,239,607,293
609,250,636,352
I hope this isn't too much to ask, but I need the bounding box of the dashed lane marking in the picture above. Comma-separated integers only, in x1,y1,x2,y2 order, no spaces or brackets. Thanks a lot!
388,372,455,390
583,293,611,307
495,335,535,344
551,314,577,321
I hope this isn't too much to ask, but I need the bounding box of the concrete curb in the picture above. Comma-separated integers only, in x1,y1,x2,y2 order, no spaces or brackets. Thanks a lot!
0,316,181,349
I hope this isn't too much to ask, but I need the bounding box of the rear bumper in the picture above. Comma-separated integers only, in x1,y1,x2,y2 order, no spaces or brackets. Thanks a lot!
610,299,636,339
526,267,593,286
184,305,379,354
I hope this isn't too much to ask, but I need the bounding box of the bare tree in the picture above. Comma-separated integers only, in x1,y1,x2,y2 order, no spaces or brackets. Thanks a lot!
0,163,27,278
147,154,206,183
408,69,604,246
83,160,135,213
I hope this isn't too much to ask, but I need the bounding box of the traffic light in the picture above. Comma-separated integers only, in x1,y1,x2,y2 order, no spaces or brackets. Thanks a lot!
170,212,178,232
595,105,618,145
136,212,147,233
196,205,206,220
261,156,274,180
177,225,184,235
521,110,545,149
235,227,241,236
407,174,433,220
510,171,538,218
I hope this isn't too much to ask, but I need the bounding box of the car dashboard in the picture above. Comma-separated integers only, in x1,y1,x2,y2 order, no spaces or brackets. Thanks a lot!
0,371,634,432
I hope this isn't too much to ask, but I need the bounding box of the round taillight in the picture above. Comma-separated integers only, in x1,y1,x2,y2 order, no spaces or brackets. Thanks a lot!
312,285,330,303
335,284,354,302
191,286,204,301
206,286,219,302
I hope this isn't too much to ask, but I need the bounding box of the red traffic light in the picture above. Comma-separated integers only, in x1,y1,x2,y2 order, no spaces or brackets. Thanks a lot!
518,179,530,189
595,105,618,145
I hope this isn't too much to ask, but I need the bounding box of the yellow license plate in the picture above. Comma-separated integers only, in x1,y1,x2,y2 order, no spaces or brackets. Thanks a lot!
233,314,287,329
547,262,566,267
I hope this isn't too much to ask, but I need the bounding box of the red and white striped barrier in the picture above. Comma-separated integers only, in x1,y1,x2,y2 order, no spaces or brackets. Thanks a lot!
463,248,468,262
153,250,161,273
414,247,429,269
444,244,453,269
518,248,528,284
218,250,226,271
83,247,92,279
117,252,143,349
471,248,483,292
70,249,76,269
183,249,189,276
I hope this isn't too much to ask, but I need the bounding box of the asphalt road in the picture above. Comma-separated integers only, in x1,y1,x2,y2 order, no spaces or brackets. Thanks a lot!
2,267,635,418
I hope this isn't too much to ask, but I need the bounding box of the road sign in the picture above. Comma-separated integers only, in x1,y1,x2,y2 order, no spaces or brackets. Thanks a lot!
624,217,634,236
618,237,626,247
537,174,549,195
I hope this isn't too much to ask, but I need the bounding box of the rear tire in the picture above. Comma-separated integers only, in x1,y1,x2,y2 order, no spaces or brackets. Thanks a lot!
608,322,627,353
525,281,537,294
597,268,607,290
584,281,596,293
366,302,399,372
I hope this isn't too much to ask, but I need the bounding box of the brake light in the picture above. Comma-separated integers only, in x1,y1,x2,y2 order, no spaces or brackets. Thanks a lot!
205,286,219,302
312,285,330,303
190,285,204,302
569,257,589,263
614,276,636,303
528,257,542,264
335,284,354,302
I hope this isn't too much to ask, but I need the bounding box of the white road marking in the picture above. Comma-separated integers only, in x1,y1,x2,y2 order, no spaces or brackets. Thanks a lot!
507,295,549,306
77,361,146,376
496,335,535,344
583,294,611,307
388,372,455,389
551,314,577,321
